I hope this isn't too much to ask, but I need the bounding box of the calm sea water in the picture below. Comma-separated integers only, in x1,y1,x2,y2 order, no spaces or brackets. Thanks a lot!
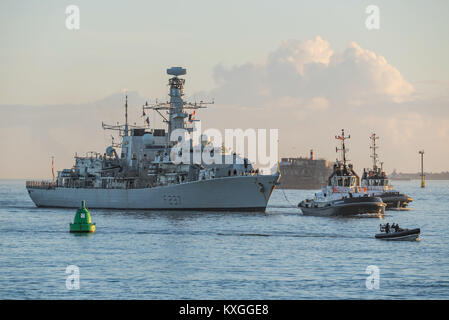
0,179,448,299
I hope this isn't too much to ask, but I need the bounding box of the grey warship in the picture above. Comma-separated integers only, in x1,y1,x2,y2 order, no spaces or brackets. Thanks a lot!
361,133,413,209
26,67,280,211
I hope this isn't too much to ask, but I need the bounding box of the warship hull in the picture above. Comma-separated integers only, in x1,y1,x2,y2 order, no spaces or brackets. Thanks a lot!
27,174,279,211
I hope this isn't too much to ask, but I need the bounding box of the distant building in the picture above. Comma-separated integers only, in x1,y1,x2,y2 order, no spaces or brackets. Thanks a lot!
278,150,334,189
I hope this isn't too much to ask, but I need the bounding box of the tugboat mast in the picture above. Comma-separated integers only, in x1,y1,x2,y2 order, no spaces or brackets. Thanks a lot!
335,129,350,167
370,133,379,171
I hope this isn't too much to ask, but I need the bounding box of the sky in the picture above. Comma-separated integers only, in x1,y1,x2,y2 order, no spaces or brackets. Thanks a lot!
0,0,448,178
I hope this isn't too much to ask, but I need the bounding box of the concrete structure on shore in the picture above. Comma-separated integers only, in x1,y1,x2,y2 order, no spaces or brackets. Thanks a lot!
278,150,333,189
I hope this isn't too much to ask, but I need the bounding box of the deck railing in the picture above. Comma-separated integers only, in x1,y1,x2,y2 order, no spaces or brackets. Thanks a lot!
26,180,56,189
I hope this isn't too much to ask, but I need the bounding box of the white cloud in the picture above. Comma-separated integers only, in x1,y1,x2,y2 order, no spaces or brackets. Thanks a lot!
321,42,415,103
267,36,333,75
209,37,414,107
198,37,448,173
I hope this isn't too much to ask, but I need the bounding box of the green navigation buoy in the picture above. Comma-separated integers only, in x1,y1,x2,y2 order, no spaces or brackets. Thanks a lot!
70,200,96,233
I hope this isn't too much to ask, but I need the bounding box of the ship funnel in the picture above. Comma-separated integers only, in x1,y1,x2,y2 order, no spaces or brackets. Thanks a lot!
167,67,186,76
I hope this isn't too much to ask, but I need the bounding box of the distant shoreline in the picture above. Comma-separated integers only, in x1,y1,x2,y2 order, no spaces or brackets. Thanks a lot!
390,172,449,180
2,178,449,181
390,178,449,181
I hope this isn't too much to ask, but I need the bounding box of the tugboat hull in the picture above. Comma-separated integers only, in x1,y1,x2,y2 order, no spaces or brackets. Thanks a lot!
378,192,413,209
299,197,385,217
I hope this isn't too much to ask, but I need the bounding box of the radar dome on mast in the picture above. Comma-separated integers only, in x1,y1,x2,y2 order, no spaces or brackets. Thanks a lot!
167,67,186,76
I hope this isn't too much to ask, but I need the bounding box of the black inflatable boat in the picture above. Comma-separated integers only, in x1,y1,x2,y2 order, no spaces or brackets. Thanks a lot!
375,228,420,241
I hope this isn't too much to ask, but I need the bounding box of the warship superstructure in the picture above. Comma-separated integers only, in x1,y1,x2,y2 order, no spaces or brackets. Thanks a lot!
26,67,280,211
298,130,385,217
361,133,413,209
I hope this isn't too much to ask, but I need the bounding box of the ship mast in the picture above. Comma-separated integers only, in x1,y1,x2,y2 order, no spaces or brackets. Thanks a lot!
167,68,186,137
370,133,379,171
102,93,142,138
102,67,214,147
124,94,129,136
335,129,350,167
142,67,213,143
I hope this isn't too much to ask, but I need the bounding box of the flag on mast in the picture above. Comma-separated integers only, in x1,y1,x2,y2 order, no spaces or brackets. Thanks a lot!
189,110,196,123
